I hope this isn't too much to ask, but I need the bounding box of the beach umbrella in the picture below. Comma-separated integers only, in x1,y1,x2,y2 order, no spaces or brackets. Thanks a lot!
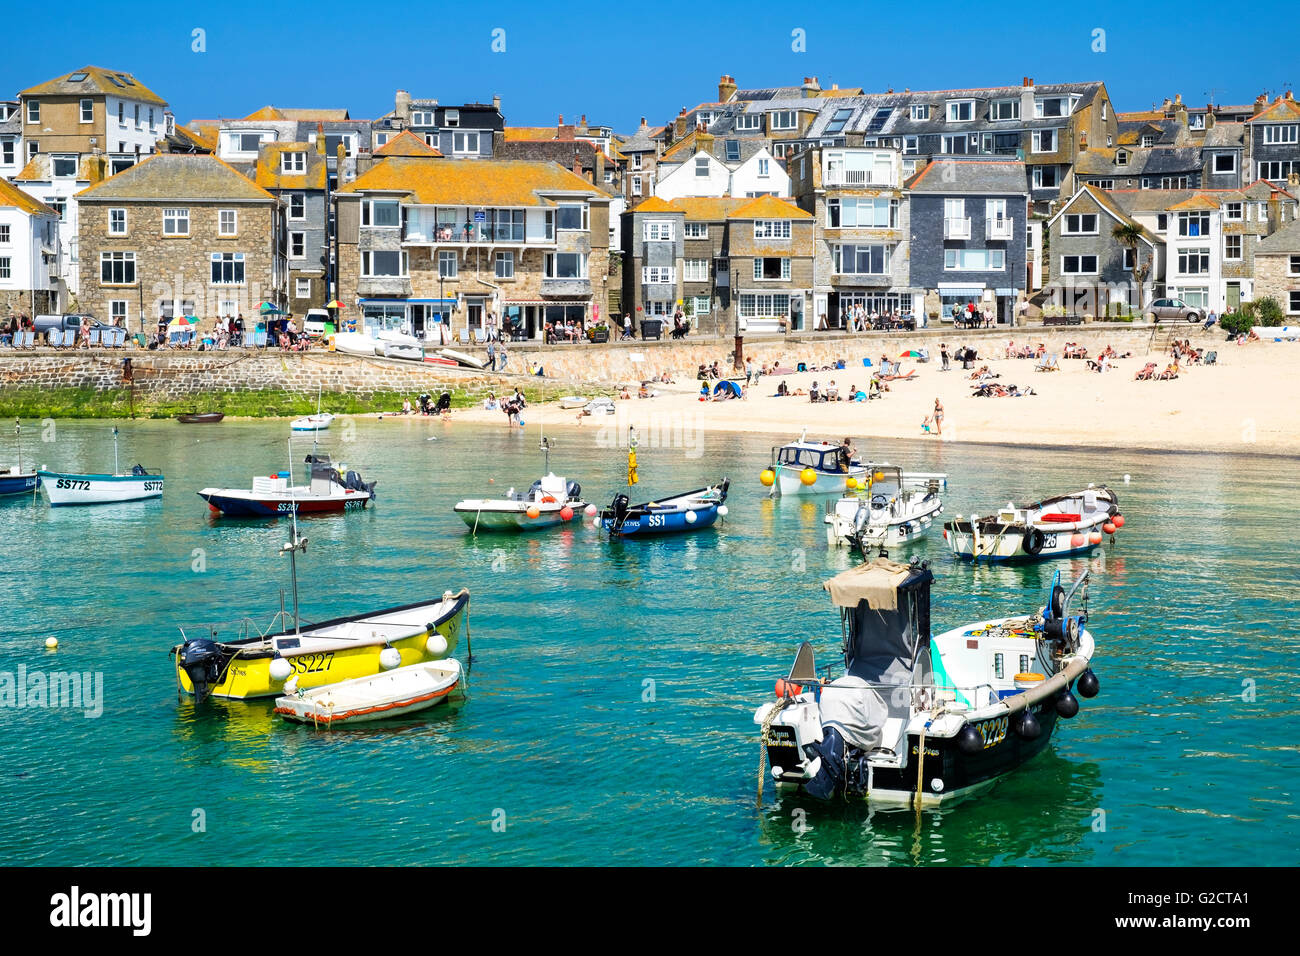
259,301,284,315
899,349,923,358
325,299,345,309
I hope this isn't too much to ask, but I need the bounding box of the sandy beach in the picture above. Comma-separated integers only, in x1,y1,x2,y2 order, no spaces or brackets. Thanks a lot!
437,334,1299,457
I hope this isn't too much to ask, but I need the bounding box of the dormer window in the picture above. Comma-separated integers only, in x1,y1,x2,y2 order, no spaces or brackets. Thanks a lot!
444,109,460,127
947,100,974,122
281,152,306,173
1116,149,1129,167
1189,114,1205,130
1141,134,1155,148
769,111,798,131
910,104,930,121
1035,97,1070,118
991,99,1019,121
410,111,435,126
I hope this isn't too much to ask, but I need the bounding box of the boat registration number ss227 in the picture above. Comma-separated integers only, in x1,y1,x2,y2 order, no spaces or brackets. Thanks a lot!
56,479,91,490
287,652,335,674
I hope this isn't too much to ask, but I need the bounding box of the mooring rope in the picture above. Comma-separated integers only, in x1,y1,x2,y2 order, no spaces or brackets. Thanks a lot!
757,696,794,808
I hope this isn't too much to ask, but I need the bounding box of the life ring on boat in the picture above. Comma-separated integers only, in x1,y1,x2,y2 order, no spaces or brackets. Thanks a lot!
1023,527,1046,555
541,495,557,503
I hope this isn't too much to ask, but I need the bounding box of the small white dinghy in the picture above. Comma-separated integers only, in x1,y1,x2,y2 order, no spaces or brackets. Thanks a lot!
273,659,461,726
438,348,487,370
559,396,590,409
290,413,334,432
38,427,163,506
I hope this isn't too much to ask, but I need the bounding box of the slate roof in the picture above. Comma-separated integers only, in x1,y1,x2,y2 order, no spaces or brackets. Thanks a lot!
905,158,1029,194
76,154,277,202
1048,185,1157,244
1254,218,1300,254
244,106,350,122
0,111,20,135
20,66,166,106
337,158,606,206
619,125,660,153
1245,97,1300,123
0,177,59,217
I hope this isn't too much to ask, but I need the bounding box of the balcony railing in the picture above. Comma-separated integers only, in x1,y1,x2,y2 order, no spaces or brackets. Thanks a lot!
402,226,548,244
986,219,1013,240
826,169,893,188
944,217,972,240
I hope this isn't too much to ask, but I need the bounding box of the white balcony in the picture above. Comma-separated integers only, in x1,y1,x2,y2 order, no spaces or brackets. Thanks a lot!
944,217,972,240
986,218,1013,240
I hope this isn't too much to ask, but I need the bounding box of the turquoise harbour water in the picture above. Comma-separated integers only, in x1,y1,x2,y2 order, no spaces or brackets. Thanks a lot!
1,417,1297,866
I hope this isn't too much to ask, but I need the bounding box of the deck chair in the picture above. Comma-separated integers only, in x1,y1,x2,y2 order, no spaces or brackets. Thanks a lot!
88,328,101,347
473,328,486,344
1034,353,1059,372
22,330,34,349
458,328,470,345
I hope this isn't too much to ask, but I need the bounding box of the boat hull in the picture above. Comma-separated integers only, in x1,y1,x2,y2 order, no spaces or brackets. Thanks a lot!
599,503,722,537
177,413,224,424
40,472,163,506
175,592,468,700
453,500,584,531
0,472,39,497
198,489,370,517
774,465,867,497
274,661,460,726
290,414,334,431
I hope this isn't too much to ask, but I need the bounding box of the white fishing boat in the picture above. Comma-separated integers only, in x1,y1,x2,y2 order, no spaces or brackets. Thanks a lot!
454,472,586,532
0,421,38,498
199,453,375,517
438,347,487,370
558,395,590,409
273,659,461,726
754,559,1100,806
825,466,947,552
943,485,1124,563
38,427,163,506
760,430,868,497
378,330,423,361
331,332,382,357
290,386,334,431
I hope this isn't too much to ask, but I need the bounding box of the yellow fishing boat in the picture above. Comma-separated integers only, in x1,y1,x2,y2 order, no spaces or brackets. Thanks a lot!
172,590,469,701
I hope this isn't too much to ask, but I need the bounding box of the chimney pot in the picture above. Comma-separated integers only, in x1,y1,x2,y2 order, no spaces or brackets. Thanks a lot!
640,116,646,127
558,113,564,125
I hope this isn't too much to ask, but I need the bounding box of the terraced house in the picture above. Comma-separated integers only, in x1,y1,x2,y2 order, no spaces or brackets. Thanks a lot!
18,66,168,164
789,145,910,328
336,158,610,341
621,194,814,334
1246,93,1300,186
1045,184,1161,315
0,176,61,315
75,154,286,330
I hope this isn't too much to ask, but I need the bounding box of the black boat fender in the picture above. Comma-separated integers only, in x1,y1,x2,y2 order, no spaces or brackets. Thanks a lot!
1023,527,1046,555
1077,668,1101,699
955,724,984,755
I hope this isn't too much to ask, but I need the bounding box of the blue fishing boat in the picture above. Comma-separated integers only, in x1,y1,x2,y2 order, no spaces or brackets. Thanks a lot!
2,420,40,498
599,479,729,537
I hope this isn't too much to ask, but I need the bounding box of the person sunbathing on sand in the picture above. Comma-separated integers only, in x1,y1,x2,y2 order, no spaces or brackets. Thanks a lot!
1157,363,1180,380
1134,363,1157,380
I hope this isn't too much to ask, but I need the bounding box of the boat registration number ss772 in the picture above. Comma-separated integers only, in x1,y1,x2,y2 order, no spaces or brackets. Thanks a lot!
56,479,91,490
142,481,162,491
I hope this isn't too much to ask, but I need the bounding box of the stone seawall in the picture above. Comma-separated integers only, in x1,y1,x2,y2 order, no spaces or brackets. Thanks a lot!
0,351,519,399
0,323,1202,395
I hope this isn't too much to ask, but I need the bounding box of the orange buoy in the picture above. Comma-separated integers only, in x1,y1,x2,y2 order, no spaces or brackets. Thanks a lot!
1089,531,1103,545
1113,514,1125,528
526,505,540,519
1071,533,1085,547
560,506,574,521
1103,522,1117,535
541,494,557,503
775,678,803,698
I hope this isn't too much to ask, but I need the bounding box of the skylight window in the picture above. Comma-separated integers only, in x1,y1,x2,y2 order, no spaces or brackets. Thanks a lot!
725,139,740,161
824,108,853,134
107,76,124,88
865,107,893,133
119,75,135,86
68,72,88,82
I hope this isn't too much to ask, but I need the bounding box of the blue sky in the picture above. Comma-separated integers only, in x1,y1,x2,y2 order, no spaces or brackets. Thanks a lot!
3,1,1294,132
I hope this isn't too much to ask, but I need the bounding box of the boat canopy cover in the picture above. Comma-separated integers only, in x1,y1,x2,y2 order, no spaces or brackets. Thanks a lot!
823,557,913,610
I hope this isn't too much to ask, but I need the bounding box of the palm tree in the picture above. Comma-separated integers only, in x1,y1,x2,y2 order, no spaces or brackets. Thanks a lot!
1112,221,1149,315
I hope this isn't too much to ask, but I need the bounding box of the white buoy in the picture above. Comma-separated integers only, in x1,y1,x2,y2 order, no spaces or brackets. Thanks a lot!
379,647,402,670
685,510,698,524
584,503,598,517
426,634,448,656
284,677,299,695
717,505,729,517
269,657,292,681
45,636,58,650
1124,474,1131,483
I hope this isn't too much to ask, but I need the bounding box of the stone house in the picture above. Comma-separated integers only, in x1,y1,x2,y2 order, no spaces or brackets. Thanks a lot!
18,66,167,165
335,157,610,342
1252,218,1300,317
1045,184,1159,315
245,139,329,313
906,158,1029,325
0,177,61,315
789,145,911,329
1245,94,1300,186
75,154,285,332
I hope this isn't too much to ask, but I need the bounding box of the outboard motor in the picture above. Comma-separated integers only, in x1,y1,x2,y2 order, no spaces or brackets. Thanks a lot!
852,504,870,533
566,480,581,500
131,464,147,476
803,727,847,800
177,637,224,704
344,471,377,500
610,493,630,532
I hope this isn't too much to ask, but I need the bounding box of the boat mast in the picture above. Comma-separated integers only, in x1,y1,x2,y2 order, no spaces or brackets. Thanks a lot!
112,425,119,477
282,438,307,636
14,419,22,474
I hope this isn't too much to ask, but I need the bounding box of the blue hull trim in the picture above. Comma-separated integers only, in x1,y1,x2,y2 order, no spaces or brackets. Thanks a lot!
601,505,721,537
199,493,289,517
0,475,39,497
954,543,1100,564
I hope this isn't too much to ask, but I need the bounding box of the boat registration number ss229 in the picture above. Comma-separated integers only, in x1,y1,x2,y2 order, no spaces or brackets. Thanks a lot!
56,479,91,490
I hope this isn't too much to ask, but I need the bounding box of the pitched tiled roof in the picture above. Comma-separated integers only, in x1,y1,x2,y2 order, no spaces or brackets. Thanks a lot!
620,126,660,153
1245,97,1300,123
1254,218,1300,255
727,195,812,220
15,153,108,185
76,153,277,202
338,158,607,206
20,66,166,106
667,197,750,221
504,126,560,141
252,142,328,190
630,197,679,213
1164,194,1221,211
375,130,444,157
1048,185,1157,244
1117,110,1165,122
1201,123,1245,148
0,177,59,217
184,122,221,150
906,158,1028,194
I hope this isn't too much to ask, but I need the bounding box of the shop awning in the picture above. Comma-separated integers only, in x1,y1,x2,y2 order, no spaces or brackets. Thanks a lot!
504,299,590,305
937,285,985,296
358,297,457,305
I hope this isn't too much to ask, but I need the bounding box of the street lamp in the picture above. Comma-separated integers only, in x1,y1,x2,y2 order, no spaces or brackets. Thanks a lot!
733,268,743,371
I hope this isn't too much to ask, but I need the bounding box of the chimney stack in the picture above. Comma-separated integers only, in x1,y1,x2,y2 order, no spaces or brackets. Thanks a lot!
1288,90,1295,101
492,94,500,112
802,76,821,97
395,89,412,125
674,108,688,139
718,74,737,103
1253,93,1268,115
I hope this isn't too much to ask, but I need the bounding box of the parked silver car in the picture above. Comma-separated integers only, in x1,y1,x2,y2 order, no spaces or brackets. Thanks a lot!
1144,298,1203,323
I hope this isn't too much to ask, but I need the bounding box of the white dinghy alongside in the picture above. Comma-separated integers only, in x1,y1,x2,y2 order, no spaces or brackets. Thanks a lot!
274,659,462,726
825,465,947,553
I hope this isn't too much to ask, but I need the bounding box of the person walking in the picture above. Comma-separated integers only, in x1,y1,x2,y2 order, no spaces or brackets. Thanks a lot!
940,342,950,371
744,357,754,386
622,313,633,340
486,339,497,371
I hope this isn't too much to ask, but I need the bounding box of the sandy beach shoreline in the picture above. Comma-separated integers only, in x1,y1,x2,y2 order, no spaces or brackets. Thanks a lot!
422,336,1299,459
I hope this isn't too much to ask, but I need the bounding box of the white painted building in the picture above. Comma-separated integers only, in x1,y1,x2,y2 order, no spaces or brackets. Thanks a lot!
654,147,790,200
0,177,61,314
13,154,108,298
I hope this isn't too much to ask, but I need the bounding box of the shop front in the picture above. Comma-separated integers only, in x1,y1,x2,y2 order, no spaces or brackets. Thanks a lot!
503,299,591,341
359,298,457,340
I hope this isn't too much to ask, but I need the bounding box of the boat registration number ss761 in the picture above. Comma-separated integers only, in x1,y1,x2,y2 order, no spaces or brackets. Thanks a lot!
56,479,91,490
